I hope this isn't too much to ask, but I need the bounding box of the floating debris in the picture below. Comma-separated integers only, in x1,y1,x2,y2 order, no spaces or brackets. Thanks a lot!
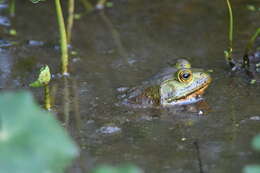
249,116,260,121
26,40,44,46
97,126,121,134
117,87,129,92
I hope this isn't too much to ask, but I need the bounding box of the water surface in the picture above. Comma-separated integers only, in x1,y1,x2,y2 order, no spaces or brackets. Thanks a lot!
2,0,260,172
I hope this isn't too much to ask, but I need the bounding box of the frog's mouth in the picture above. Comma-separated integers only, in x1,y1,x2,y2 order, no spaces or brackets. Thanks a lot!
163,78,211,105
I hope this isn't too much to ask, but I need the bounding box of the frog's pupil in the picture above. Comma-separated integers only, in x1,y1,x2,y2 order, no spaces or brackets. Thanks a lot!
182,73,190,79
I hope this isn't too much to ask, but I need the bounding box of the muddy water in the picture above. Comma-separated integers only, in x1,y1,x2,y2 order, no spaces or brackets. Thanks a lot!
2,0,260,172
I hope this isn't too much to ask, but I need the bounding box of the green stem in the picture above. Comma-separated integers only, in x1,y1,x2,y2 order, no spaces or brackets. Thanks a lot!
55,0,69,75
243,27,260,68
79,0,94,12
9,0,16,17
245,28,260,54
226,0,234,67
96,0,107,9
67,0,75,45
44,85,51,110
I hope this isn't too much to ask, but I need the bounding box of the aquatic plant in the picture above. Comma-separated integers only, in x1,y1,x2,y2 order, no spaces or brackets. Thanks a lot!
243,28,260,69
224,0,235,68
96,0,107,9
79,0,94,12
0,91,78,173
8,0,15,17
54,0,69,75
67,0,75,44
247,5,260,12
30,65,52,110
31,0,69,75
243,134,260,173
225,0,260,74
96,0,113,10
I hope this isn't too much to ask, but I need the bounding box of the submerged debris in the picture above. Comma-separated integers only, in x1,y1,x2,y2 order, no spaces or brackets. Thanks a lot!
26,40,45,47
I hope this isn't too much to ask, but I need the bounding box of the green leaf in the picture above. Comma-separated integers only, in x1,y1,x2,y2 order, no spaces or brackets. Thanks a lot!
9,29,17,36
250,79,256,85
224,50,230,59
252,134,260,151
30,65,51,87
0,91,79,173
91,164,143,173
243,165,260,173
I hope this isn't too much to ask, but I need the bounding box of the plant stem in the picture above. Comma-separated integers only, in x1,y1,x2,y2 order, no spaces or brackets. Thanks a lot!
80,0,94,12
226,0,234,67
55,0,69,75
67,0,75,45
96,0,107,9
44,85,51,110
243,28,260,68
9,0,16,17
245,28,260,54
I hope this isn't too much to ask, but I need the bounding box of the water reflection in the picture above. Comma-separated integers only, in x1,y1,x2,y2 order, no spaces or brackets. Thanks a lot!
0,16,10,26
99,10,128,66
0,48,12,88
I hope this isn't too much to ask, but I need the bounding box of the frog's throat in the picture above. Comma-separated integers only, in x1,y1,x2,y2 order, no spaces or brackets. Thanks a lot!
165,82,210,104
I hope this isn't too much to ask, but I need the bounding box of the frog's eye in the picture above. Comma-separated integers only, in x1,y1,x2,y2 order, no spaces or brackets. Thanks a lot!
177,69,193,83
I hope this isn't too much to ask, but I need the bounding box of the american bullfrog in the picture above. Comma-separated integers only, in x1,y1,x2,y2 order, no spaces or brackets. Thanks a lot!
119,59,211,107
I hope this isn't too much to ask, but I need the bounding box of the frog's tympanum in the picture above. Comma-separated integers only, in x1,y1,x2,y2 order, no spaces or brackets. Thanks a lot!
120,59,211,107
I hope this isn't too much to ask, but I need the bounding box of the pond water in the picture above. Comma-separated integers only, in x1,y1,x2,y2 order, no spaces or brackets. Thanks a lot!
2,0,260,172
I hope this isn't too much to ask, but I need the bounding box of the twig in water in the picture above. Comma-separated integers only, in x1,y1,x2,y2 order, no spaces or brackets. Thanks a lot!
194,141,204,173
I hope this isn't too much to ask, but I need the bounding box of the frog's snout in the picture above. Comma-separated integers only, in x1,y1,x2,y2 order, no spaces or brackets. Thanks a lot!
198,72,212,88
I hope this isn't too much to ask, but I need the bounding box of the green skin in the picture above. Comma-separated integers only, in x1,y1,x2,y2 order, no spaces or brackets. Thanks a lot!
121,59,211,107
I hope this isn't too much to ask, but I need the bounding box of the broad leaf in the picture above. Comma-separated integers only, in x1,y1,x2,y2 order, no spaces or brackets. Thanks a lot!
243,165,260,173
0,91,78,173
252,134,260,151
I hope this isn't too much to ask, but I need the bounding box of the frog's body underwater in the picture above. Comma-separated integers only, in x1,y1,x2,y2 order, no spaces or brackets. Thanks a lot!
119,59,212,108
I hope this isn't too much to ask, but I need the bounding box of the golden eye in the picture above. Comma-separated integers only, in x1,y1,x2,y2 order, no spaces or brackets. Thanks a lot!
177,69,193,83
